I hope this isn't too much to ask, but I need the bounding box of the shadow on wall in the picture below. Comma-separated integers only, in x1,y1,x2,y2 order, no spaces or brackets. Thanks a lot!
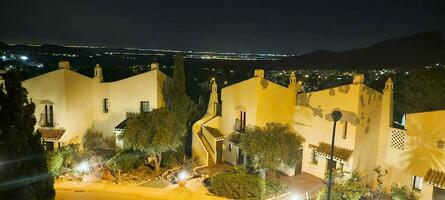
404,116,445,176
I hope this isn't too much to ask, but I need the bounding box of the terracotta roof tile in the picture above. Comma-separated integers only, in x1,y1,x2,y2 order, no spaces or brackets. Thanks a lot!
204,126,224,140
38,128,65,141
425,169,445,189
309,142,353,162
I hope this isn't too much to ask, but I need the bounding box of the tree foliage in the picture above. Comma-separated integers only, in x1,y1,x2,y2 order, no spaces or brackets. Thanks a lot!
390,185,418,200
121,108,186,175
163,53,199,157
317,170,368,200
395,68,445,114
0,71,55,199
240,123,305,172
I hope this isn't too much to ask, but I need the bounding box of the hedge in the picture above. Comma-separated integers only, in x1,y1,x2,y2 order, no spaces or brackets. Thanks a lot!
209,171,266,200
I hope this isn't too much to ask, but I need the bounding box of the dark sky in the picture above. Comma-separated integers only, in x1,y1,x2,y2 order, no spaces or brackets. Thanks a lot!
1,0,444,54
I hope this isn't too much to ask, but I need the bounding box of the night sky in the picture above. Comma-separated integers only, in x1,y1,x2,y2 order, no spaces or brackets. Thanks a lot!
0,0,444,54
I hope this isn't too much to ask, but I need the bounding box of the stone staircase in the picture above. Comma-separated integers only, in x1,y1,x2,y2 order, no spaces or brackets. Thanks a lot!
198,131,216,166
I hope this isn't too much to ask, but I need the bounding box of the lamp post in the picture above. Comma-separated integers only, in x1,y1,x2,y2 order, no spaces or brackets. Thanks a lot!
327,111,342,200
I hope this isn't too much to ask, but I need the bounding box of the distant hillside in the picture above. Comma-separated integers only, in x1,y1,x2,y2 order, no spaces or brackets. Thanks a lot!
277,31,445,69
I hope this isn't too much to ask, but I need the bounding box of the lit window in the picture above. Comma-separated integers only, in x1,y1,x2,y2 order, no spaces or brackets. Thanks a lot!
103,98,108,113
140,101,150,113
311,150,318,165
413,176,423,191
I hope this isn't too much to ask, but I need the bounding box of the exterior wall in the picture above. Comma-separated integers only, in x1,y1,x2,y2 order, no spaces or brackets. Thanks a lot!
222,141,239,166
23,68,166,146
220,78,260,135
352,85,384,185
385,110,445,200
294,83,362,179
256,80,294,126
192,114,214,165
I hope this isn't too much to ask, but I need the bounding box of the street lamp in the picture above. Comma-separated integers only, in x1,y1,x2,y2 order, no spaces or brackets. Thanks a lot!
327,111,342,200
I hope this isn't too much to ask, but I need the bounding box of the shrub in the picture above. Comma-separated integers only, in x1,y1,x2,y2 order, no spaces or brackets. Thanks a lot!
209,171,266,200
59,144,81,168
83,128,105,152
266,180,288,197
47,151,63,176
105,150,144,174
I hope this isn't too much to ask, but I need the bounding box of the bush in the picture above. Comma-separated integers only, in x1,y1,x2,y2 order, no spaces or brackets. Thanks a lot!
209,171,266,200
47,151,63,176
105,150,144,174
83,128,105,152
266,180,288,197
59,144,81,168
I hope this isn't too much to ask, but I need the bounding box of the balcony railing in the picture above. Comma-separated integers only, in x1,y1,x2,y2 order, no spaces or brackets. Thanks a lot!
234,119,246,132
39,113,54,127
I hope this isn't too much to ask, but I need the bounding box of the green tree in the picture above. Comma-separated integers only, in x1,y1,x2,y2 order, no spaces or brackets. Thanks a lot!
240,123,305,178
163,53,199,156
0,71,55,199
395,68,445,114
317,170,369,200
391,185,418,200
121,108,185,175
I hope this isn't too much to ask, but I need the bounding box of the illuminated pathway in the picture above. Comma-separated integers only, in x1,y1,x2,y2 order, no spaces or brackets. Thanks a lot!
55,179,226,200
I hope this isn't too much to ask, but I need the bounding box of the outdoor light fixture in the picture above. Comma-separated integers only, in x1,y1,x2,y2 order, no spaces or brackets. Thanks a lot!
177,171,188,187
75,161,90,173
178,171,188,181
327,110,342,200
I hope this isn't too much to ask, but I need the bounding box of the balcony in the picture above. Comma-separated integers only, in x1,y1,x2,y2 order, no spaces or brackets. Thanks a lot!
39,113,54,127
234,119,246,132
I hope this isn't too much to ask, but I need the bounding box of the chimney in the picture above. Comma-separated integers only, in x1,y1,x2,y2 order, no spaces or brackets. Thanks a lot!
353,73,364,84
58,60,70,70
94,64,103,82
254,69,264,78
151,62,159,70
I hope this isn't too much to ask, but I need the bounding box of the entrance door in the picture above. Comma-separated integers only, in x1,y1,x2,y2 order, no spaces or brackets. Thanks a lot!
433,187,445,200
295,148,303,175
216,140,223,163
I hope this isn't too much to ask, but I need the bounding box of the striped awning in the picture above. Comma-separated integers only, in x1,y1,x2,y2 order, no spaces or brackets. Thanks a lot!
204,126,225,140
425,169,445,189
309,142,353,162
38,128,65,141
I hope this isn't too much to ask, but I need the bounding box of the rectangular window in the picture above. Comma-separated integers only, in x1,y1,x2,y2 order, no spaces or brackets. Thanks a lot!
311,150,318,164
103,98,109,113
140,101,150,113
339,163,344,171
44,105,54,127
413,176,423,191
343,122,348,139
228,143,232,152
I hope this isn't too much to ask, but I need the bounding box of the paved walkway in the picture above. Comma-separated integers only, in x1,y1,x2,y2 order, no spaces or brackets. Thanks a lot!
268,172,325,199
55,179,226,200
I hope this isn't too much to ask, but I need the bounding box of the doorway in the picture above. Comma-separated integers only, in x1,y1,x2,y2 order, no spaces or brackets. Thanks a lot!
433,186,445,200
295,148,303,175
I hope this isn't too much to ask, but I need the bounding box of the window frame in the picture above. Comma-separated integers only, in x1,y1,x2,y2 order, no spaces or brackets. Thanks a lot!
103,98,109,113
412,176,423,191
140,101,150,113
311,149,319,165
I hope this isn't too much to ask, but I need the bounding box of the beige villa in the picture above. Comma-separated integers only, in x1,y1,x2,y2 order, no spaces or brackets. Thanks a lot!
192,69,445,200
22,61,167,150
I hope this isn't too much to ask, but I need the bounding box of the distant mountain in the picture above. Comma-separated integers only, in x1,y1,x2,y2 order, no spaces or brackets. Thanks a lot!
277,31,445,69
0,43,92,56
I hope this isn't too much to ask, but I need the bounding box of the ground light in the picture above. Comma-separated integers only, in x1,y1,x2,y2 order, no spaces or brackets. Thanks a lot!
75,161,90,173
177,171,188,187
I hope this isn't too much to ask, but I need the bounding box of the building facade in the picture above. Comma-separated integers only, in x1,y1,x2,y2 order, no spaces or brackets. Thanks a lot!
192,69,444,200
22,61,167,150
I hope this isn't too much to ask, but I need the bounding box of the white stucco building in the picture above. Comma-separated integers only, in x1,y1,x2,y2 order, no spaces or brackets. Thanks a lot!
22,61,167,150
192,68,445,200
